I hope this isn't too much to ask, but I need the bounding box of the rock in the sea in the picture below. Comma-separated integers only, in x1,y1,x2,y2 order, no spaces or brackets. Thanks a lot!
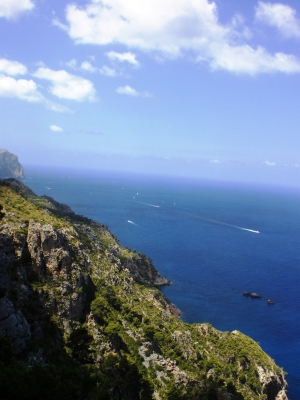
243,292,263,299
250,293,263,299
0,149,24,179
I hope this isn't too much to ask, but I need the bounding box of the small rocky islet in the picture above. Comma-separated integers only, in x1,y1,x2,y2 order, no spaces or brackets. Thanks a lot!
243,292,275,304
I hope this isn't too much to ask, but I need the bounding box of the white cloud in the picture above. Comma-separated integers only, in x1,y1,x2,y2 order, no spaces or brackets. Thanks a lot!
0,73,72,112
65,59,77,70
116,85,151,97
106,51,140,67
65,58,117,77
255,2,300,38
0,0,34,20
34,67,96,101
0,59,72,112
99,65,117,77
116,85,139,96
0,58,27,75
80,61,97,73
58,0,300,75
50,125,64,132
0,74,42,102
265,161,276,166
210,159,221,164
205,43,300,74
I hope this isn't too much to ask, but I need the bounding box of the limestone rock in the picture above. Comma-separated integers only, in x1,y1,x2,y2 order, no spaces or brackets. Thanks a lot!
0,149,24,179
0,296,31,353
4,178,35,195
27,221,75,277
41,195,75,215
122,254,170,287
276,389,289,400
257,366,288,400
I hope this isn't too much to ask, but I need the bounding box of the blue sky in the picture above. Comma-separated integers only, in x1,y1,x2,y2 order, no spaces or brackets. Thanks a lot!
1,0,300,186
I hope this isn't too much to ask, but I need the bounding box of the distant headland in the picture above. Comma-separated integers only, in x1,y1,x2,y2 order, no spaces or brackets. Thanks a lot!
0,149,24,179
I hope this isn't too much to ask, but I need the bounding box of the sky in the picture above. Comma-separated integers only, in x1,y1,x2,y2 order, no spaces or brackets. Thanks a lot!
0,0,300,187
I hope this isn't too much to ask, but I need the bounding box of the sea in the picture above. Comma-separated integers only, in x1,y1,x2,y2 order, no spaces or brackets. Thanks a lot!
23,165,300,399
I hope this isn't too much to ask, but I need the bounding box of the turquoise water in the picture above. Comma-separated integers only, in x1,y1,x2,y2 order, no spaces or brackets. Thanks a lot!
23,166,300,399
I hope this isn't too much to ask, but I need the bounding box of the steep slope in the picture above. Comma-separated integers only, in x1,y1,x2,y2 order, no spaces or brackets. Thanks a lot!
0,179,288,400
0,149,24,179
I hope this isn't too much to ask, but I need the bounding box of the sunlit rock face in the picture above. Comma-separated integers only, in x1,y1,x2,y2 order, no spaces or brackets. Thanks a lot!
0,149,24,179
0,179,290,399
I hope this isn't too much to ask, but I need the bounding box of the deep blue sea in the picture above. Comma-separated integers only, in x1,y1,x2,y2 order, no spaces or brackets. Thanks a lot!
23,166,300,399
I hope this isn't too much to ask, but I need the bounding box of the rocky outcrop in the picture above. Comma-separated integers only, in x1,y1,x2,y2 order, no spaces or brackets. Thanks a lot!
120,252,170,287
27,221,75,277
4,178,35,196
0,149,24,179
26,221,94,323
139,342,199,387
257,366,289,400
55,270,91,322
41,195,75,215
0,296,31,353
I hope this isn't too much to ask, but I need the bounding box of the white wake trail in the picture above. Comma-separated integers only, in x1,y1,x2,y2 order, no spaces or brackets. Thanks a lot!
176,210,260,234
137,202,160,208
239,228,260,234
128,220,138,225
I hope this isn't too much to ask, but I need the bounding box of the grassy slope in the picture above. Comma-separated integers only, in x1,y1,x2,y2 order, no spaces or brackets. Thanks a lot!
0,183,285,400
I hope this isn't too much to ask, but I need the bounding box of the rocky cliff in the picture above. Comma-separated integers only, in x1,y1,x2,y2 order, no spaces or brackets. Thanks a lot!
0,179,288,400
0,149,24,179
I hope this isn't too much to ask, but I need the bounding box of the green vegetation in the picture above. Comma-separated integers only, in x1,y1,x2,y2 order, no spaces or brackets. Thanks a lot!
0,181,287,400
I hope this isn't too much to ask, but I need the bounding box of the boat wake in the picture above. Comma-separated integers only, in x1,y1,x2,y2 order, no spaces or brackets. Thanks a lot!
137,202,160,208
129,200,259,233
128,220,138,225
176,210,260,234
239,228,260,234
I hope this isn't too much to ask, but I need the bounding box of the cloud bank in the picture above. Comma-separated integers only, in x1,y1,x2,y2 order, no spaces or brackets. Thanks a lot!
0,0,34,20
59,0,300,74
0,58,73,112
256,1,300,38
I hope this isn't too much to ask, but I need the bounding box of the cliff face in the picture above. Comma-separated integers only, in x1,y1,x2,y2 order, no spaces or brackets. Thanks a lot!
0,179,288,400
0,149,24,179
